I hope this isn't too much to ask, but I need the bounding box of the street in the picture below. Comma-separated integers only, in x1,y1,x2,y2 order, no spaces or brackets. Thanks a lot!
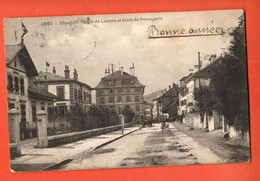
57,123,224,170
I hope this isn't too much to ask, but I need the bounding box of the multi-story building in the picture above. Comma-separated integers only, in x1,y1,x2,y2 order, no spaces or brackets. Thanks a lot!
95,64,145,122
5,45,58,139
144,101,153,120
153,84,179,121
32,66,93,117
177,59,217,117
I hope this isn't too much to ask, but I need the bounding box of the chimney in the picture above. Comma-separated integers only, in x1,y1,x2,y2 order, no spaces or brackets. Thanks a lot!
194,65,199,72
64,65,70,79
121,66,124,75
169,85,171,90
189,68,194,74
53,66,56,74
130,62,135,76
209,54,217,64
73,68,78,81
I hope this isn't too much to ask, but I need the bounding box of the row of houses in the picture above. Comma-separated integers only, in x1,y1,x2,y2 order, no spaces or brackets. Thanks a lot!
176,55,225,131
6,44,149,141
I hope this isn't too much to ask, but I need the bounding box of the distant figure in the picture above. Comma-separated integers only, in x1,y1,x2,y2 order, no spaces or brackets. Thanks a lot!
161,121,166,131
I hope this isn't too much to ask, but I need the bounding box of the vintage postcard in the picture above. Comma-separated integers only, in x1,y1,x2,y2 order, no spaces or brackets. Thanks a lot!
4,9,250,172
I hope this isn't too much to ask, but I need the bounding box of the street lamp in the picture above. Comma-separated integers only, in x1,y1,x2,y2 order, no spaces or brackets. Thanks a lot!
118,101,124,134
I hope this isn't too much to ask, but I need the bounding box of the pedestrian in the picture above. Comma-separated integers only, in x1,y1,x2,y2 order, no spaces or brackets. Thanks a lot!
161,121,166,131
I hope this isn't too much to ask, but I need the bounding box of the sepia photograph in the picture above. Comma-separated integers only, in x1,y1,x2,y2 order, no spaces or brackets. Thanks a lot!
4,9,250,172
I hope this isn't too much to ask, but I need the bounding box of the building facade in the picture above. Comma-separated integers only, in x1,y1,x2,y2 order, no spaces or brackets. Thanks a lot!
177,59,216,117
5,45,58,139
32,66,93,118
95,65,145,122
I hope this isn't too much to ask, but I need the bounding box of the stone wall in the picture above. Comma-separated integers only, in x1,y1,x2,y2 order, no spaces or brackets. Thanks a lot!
48,122,134,147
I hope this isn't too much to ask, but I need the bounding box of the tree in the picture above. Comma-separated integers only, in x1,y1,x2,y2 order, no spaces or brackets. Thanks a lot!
210,14,249,132
122,105,135,123
66,103,87,131
193,86,215,126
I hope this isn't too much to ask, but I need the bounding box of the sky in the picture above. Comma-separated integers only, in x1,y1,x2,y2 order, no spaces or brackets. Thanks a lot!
4,10,243,95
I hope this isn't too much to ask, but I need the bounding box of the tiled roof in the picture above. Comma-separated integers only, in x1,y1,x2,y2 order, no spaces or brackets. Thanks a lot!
5,45,23,64
95,70,145,89
28,87,58,100
103,70,136,80
34,72,93,90
192,59,219,78
5,45,39,77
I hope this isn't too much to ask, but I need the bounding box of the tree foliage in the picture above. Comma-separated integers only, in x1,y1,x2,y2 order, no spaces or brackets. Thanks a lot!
194,86,215,123
210,15,249,132
122,105,135,123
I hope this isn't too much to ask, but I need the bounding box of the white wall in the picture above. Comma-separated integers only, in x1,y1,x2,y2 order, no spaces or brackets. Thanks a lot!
48,84,70,100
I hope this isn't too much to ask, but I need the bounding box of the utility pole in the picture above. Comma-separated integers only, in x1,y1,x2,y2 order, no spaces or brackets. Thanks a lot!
108,64,115,109
198,51,203,124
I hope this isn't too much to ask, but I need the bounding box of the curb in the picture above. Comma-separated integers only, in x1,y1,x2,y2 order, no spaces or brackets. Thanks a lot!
41,127,141,171
93,127,142,149
41,159,73,171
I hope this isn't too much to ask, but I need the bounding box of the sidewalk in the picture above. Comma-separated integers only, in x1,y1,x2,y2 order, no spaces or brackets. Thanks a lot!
172,122,250,163
10,126,141,172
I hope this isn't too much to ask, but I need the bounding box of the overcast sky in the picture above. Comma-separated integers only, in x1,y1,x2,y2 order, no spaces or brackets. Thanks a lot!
4,10,243,95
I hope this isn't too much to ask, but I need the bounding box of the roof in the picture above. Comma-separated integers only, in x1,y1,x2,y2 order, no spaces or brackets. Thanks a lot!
180,76,188,81
28,87,58,101
5,45,38,77
95,70,145,89
163,98,178,111
153,86,179,101
102,70,136,80
33,72,93,90
192,59,219,78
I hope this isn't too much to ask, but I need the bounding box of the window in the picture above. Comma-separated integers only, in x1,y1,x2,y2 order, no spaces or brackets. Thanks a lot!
117,96,122,103
109,89,114,94
126,88,131,93
32,105,36,122
14,77,19,94
135,105,140,111
47,107,54,121
20,78,24,95
84,91,87,101
78,89,82,100
100,97,105,104
41,102,45,110
97,90,104,94
135,96,140,102
117,89,124,93
135,88,142,92
57,86,65,100
56,105,67,117
8,103,15,110
20,105,26,122
126,96,131,102
74,88,78,100
14,60,17,67
109,96,113,103
7,75,13,91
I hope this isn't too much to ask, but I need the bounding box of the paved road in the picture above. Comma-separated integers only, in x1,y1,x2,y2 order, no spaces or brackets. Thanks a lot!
57,123,224,170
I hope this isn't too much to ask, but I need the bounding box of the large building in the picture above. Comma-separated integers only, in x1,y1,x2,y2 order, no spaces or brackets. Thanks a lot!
32,66,93,117
5,45,58,139
177,57,217,117
153,84,179,121
95,64,145,122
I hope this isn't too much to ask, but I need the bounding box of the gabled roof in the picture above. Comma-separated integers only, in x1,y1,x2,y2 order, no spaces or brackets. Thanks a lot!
192,59,219,78
103,70,136,80
153,86,179,101
5,45,38,77
34,72,93,90
95,70,145,89
163,98,178,111
28,87,58,101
